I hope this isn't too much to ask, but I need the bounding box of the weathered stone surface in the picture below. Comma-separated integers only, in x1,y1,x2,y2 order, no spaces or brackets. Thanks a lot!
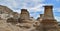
0,5,19,20
20,9,30,20
43,5,54,19
7,17,18,24
18,9,31,23
40,5,59,31
0,20,22,31
12,12,19,19
0,5,13,14
37,14,44,22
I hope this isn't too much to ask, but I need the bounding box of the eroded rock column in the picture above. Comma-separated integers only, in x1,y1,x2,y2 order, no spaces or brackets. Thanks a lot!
20,9,30,20
40,5,58,31
44,6,54,19
18,9,31,23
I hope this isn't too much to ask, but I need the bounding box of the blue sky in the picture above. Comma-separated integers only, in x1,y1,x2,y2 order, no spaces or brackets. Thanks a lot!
0,0,60,22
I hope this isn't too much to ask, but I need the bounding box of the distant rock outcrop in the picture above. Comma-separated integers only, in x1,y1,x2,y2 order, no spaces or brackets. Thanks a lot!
0,5,19,20
0,5,13,14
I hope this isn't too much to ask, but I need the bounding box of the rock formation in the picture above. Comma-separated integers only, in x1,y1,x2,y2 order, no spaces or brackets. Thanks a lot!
43,5,54,19
20,9,30,20
12,12,19,19
0,5,19,20
18,9,30,23
0,5,13,14
40,5,58,31
37,14,44,22
0,5,60,31
7,17,18,24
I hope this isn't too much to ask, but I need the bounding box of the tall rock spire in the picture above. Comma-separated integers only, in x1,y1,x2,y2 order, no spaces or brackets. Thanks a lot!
43,5,54,19
39,5,58,31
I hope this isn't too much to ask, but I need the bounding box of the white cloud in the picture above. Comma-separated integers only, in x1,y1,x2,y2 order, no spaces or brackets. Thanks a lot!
53,8,60,22
0,0,17,9
30,12,40,19
56,8,60,12
55,16,60,22
53,8,60,12
0,0,45,12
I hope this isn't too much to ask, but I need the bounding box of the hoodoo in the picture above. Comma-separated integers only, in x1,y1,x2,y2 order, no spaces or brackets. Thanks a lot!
40,5,58,31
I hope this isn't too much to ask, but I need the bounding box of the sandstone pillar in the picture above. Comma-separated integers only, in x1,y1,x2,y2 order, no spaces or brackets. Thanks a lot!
18,9,30,23
40,5,58,31
20,9,30,20
44,5,54,19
